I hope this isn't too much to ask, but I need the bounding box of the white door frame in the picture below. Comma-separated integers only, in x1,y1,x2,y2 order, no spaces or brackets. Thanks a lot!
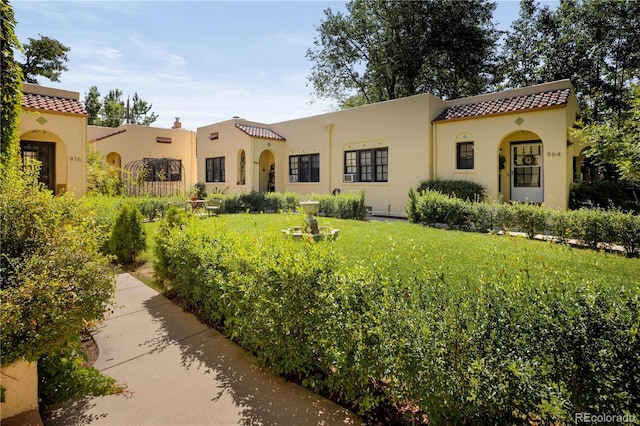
511,141,543,203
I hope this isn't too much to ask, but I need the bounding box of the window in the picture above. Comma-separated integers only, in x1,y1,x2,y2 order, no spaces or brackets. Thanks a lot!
289,153,319,182
143,158,182,181
344,148,388,182
457,142,474,169
205,157,225,182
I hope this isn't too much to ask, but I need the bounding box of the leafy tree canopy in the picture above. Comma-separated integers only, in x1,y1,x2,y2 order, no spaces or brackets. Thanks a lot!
572,83,640,184
20,35,69,84
500,0,640,124
84,86,158,127
306,0,501,108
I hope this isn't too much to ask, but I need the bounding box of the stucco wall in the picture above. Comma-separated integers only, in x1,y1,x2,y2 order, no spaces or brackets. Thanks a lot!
20,111,87,196
89,124,197,189
272,94,445,216
0,360,38,420
434,106,576,209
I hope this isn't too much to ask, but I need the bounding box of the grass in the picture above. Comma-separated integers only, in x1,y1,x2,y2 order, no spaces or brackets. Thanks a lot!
141,213,639,289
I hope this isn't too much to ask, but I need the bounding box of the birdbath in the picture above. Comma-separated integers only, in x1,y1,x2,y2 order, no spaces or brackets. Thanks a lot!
299,200,320,235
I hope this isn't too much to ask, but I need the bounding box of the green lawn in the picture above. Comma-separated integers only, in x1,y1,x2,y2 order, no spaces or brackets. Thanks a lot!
143,213,639,288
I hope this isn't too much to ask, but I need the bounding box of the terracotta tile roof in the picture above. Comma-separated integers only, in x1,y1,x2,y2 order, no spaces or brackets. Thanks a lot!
433,88,571,122
22,92,87,115
235,123,285,141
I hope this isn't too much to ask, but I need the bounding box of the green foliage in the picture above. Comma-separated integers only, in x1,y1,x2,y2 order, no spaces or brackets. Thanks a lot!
569,179,638,212
210,191,367,220
189,182,207,199
416,178,485,201
409,189,640,256
0,169,115,366
306,0,500,107
572,83,640,184
0,0,22,169
86,145,124,196
153,206,190,290
109,204,146,264
19,35,69,84
154,214,640,422
83,87,158,127
38,336,122,406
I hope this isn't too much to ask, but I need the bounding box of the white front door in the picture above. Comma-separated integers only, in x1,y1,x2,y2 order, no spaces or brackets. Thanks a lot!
511,142,543,203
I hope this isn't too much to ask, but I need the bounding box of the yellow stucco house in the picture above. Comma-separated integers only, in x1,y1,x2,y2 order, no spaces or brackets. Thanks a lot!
197,79,584,215
20,80,584,212
87,119,196,196
20,83,88,195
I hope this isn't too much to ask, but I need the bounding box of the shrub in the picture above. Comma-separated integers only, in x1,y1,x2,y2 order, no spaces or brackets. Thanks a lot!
511,202,551,238
155,217,640,422
109,204,146,264
416,178,485,201
409,189,640,255
0,168,115,366
38,336,122,406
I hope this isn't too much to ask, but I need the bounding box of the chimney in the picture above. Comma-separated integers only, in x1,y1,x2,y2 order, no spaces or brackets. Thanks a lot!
172,117,182,129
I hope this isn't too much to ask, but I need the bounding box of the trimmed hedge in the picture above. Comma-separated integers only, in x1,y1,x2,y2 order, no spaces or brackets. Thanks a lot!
212,191,368,220
407,188,640,257
416,178,485,201
154,216,640,424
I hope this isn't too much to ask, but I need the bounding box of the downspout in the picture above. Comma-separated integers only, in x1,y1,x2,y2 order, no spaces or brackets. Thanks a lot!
325,123,333,193
431,120,437,180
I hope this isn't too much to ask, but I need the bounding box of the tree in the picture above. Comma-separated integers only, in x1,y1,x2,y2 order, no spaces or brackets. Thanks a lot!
129,92,159,125
572,83,640,184
102,89,125,127
84,86,102,125
83,87,158,127
500,0,640,124
499,0,546,88
20,35,69,84
0,0,23,169
306,0,501,108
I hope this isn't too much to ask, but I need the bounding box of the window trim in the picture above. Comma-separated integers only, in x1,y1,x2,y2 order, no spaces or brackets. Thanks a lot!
289,153,320,183
205,156,225,183
344,147,388,182
456,142,474,170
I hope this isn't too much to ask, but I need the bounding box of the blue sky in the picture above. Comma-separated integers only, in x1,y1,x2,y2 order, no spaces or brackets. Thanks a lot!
13,0,553,130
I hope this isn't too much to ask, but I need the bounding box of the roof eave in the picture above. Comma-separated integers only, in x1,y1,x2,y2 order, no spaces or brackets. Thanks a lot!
432,104,568,124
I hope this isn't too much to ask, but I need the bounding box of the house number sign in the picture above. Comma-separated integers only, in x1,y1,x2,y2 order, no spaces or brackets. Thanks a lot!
546,151,562,158
69,156,82,162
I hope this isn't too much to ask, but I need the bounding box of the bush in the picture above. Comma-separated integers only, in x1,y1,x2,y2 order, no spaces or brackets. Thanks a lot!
570,180,639,212
416,178,485,201
408,189,640,256
109,204,146,264
0,168,115,366
155,217,640,423
38,336,122,406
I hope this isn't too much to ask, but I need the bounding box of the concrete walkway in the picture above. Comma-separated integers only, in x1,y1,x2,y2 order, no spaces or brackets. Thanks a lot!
44,273,361,426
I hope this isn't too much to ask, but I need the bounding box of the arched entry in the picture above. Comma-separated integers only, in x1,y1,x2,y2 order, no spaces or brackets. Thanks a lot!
20,129,66,193
258,150,275,193
106,152,121,168
499,131,544,203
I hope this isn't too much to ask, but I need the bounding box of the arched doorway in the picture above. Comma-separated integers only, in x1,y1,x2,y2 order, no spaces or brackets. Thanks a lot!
20,129,66,193
106,152,121,168
499,131,544,203
258,150,275,193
